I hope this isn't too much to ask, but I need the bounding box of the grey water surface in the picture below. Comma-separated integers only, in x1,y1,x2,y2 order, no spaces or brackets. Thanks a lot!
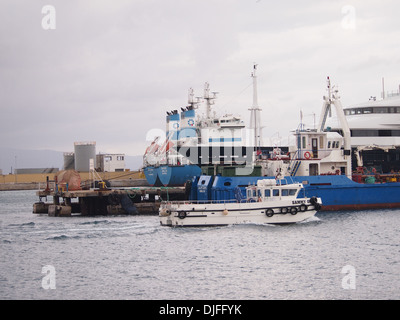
1,190,399,300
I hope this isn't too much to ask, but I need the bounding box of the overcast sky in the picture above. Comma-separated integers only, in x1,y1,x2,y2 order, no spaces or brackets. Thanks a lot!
1,0,399,158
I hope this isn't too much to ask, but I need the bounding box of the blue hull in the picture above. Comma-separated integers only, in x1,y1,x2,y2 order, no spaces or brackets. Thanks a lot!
194,175,400,211
292,175,400,210
158,165,202,187
143,166,162,187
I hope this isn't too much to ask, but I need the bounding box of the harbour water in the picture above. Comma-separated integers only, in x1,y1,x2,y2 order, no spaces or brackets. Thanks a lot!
1,190,399,300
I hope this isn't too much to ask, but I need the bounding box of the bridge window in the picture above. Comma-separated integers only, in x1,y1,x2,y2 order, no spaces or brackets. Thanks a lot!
345,106,400,115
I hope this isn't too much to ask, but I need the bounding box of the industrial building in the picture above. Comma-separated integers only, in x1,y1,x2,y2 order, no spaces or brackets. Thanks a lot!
63,142,126,172
96,154,125,172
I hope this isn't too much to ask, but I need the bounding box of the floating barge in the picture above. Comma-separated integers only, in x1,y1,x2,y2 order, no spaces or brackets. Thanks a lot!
33,186,186,217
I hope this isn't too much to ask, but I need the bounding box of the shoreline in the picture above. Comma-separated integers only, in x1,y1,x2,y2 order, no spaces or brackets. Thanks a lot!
0,171,147,191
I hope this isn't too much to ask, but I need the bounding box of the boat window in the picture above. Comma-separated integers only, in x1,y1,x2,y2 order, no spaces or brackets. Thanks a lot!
333,141,339,148
363,107,373,114
282,189,288,196
345,106,400,115
289,189,297,196
351,129,400,137
327,141,331,148
258,190,262,198
272,189,279,197
264,189,271,197
247,190,251,198
252,190,257,197
374,107,388,113
302,136,306,149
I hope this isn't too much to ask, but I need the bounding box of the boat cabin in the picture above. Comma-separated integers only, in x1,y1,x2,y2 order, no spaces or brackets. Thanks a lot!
246,179,303,202
284,130,350,176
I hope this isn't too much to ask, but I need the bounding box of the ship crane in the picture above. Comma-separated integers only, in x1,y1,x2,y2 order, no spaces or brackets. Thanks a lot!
317,77,352,178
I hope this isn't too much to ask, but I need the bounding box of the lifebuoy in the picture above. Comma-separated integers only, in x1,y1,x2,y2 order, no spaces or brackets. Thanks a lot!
304,151,312,159
178,211,187,219
266,209,274,217
310,197,321,210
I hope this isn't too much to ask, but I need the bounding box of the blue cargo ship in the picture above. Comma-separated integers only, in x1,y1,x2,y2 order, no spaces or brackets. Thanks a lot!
143,76,262,186
189,174,400,211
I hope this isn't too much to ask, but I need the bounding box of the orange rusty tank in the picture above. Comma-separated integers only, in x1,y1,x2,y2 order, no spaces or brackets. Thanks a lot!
55,170,82,191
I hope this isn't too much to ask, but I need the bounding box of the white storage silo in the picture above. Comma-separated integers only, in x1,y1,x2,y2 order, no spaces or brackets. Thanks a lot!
63,152,75,170
74,141,96,172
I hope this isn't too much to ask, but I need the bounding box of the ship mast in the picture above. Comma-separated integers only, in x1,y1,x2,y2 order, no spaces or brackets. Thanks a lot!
249,64,262,149
203,82,217,121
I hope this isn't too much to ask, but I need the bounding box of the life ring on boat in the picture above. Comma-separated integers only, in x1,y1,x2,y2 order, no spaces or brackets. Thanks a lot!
159,208,170,216
266,209,274,217
310,197,318,205
304,151,312,159
281,207,288,214
310,197,321,210
299,204,307,212
178,211,187,219
290,207,298,215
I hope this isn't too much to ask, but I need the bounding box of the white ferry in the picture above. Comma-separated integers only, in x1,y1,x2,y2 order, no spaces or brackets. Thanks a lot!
325,86,400,173
159,179,322,227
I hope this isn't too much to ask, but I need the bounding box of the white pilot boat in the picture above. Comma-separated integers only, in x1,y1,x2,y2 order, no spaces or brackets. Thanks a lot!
159,179,322,227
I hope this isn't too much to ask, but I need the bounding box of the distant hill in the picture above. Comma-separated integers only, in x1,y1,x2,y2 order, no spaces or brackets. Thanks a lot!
0,147,143,174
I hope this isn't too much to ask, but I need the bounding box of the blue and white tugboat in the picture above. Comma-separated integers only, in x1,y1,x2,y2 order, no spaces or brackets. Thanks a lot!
159,179,322,227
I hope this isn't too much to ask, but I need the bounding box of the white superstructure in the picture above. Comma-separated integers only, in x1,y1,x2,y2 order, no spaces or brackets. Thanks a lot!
326,92,400,147
260,77,353,178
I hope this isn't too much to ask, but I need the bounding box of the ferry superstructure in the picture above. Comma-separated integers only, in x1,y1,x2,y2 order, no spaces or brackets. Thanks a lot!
325,89,400,173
